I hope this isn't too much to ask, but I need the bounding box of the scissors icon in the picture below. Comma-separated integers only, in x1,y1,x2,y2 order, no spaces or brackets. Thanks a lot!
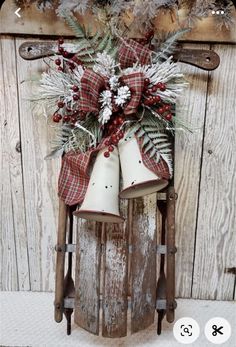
212,325,224,336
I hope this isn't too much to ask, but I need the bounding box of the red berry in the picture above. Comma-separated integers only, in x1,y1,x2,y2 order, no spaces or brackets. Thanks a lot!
63,115,70,122
154,95,161,103
55,58,61,66
72,85,79,92
118,131,124,139
57,101,64,108
69,62,75,70
112,138,119,145
113,119,119,126
70,116,77,123
108,145,114,152
58,67,63,71
143,98,152,106
164,104,171,111
58,47,64,54
73,94,79,101
108,124,114,132
58,38,64,45
144,78,150,85
165,113,172,121
160,84,166,92
149,96,157,105
111,134,117,143
151,85,158,93
145,89,152,95
156,82,162,89
53,115,60,123
117,116,124,125
104,139,111,146
158,107,164,114
104,151,110,158
63,51,69,58
54,113,62,120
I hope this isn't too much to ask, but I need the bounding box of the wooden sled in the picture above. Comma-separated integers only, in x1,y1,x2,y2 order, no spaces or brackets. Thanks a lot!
54,186,177,337
18,40,220,338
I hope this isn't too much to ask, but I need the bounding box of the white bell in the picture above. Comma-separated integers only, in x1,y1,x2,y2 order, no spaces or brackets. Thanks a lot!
74,147,124,223
118,133,168,199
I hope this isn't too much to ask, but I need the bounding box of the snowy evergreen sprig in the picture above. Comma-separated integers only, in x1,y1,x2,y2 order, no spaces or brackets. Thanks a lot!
98,90,113,124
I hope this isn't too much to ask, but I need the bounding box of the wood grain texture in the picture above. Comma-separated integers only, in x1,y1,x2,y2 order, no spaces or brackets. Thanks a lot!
74,220,102,335
192,45,236,300
0,36,30,291
15,38,60,291
54,199,68,323
174,44,209,298
131,194,157,333
0,0,235,43
102,202,128,337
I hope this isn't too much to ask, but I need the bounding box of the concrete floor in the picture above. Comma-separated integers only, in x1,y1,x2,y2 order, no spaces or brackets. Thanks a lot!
0,292,235,347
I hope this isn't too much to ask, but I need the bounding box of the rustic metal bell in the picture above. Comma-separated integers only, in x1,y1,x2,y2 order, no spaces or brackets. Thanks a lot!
74,147,124,223
118,133,168,199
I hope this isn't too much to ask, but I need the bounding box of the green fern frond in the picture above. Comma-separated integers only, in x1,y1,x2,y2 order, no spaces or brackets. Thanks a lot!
130,113,173,176
61,11,85,38
153,28,191,63
97,32,111,51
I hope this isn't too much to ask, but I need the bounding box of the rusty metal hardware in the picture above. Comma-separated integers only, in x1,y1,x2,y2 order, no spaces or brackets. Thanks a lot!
55,244,76,253
156,299,177,310
19,41,220,71
225,267,236,275
173,48,220,70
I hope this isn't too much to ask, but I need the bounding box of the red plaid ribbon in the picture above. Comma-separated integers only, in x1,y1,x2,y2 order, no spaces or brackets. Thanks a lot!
118,39,151,68
80,70,106,114
58,39,171,206
121,72,145,115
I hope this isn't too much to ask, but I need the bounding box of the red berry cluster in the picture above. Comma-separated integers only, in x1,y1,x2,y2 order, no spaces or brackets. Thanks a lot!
55,38,83,72
103,116,125,158
52,86,85,125
142,78,173,122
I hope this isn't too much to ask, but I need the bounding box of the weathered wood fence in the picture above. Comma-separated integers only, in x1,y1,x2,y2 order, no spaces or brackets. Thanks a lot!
0,36,235,300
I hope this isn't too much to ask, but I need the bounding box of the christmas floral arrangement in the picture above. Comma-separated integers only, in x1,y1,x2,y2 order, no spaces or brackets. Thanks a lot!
35,12,190,210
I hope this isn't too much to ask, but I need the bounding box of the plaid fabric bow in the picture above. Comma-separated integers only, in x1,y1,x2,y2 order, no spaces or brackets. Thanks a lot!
120,72,145,115
80,70,106,114
79,39,151,116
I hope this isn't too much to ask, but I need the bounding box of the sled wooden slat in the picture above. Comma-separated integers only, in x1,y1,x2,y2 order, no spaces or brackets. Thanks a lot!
102,206,128,337
131,194,157,334
74,220,102,335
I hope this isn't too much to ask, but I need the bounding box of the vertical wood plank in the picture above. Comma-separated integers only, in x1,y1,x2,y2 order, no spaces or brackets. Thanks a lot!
102,203,128,337
74,220,102,335
175,43,210,298
131,194,157,333
192,45,236,300
0,36,30,291
15,38,60,291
